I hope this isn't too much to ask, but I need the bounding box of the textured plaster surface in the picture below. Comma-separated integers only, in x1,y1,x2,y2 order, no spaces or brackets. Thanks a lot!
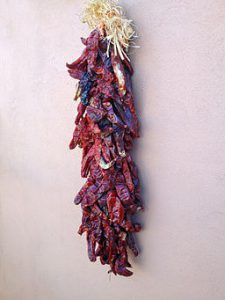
1,1,225,299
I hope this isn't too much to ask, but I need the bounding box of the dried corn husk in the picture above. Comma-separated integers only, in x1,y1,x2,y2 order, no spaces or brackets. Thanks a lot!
82,0,137,60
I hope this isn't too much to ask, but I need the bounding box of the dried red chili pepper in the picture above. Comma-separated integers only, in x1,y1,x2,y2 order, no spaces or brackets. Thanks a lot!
67,0,142,277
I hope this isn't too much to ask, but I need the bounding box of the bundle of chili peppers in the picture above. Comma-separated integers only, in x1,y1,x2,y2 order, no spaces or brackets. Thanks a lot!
67,0,142,277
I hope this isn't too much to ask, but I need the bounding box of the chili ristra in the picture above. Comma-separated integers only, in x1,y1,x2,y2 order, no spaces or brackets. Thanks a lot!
67,0,143,277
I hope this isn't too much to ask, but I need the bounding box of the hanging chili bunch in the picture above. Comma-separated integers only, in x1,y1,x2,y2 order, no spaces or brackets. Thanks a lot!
67,0,143,277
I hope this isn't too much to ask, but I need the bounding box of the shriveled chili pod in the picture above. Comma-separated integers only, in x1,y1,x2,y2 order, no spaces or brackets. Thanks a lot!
67,0,142,277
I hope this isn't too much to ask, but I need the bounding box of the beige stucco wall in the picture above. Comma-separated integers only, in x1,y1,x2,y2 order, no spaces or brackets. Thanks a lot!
1,0,225,299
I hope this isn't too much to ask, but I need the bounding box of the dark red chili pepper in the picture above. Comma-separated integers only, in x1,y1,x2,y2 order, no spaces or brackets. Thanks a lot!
67,28,142,277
